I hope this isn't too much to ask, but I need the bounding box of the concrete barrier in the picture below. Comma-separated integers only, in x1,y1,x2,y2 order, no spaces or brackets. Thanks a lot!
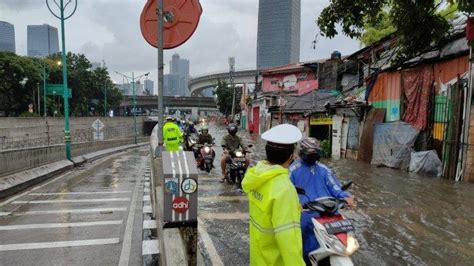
149,125,196,265
0,137,148,177
0,142,148,199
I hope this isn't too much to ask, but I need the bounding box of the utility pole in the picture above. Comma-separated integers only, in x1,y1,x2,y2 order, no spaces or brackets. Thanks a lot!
104,82,107,117
156,0,165,157
229,57,236,121
46,0,78,160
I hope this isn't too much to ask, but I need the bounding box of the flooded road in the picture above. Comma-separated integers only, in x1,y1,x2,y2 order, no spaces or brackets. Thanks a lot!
198,124,474,265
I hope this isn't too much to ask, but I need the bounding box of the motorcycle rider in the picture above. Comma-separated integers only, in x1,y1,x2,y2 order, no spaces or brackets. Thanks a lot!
197,125,216,165
163,116,183,152
289,137,354,264
183,121,198,151
220,123,247,182
242,124,305,266
198,125,214,145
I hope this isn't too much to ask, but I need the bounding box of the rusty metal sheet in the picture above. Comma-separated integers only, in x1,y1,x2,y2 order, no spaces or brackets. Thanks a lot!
358,108,386,163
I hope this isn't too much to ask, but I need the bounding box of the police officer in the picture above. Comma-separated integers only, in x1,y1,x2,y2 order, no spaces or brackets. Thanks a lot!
163,116,183,152
242,124,305,266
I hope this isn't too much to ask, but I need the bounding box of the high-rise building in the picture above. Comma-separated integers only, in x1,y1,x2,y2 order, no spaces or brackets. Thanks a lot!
117,83,144,96
0,21,15,53
256,0,301,69
27,24,59,57
144,79,154,95
164,54,190,96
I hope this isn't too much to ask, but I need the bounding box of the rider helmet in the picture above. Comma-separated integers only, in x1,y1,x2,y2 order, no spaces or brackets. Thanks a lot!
299,137,321,165
201,125,209,135
165,116,174,121
227,123,238,136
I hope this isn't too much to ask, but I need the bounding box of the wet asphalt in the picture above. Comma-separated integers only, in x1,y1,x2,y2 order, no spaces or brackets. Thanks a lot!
0,148,149,266
198,125,474,266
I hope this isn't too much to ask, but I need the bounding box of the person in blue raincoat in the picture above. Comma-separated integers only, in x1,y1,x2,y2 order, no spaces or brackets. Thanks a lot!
289,137,354,264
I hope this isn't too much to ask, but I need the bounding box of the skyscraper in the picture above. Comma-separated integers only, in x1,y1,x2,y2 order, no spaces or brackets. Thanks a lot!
144,79,154,95
0,21,15,53
256,0,301,69
27,24,59,57
164,54,190,96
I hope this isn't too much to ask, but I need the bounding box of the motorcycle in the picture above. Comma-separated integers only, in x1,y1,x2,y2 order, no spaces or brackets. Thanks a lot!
296,182,359,266
185,133,199,152
223,144,253,189
197,143,215,173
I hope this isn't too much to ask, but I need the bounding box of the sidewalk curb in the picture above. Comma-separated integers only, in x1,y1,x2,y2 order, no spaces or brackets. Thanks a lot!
0,142,149,200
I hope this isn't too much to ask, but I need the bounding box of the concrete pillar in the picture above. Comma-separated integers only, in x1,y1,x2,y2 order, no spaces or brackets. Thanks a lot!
191,107,198,117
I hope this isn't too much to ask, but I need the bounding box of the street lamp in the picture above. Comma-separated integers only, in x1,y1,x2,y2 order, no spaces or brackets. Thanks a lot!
46,0,78,160
41,60,62,117
115,71,150,144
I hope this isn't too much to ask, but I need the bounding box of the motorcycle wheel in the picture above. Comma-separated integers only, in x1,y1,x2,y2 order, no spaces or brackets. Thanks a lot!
205,163,211,173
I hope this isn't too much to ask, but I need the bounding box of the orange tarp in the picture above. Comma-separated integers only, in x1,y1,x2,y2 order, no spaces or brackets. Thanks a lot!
368,71,401,102
433,55,469,93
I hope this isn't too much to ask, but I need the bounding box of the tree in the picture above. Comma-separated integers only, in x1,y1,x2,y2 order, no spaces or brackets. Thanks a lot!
213,79,240,116
0,52,42,116
0,51,122,117
317,0,471,63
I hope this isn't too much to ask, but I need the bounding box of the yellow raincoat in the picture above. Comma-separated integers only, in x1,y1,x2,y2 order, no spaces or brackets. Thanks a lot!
163,121,182,152
242,160,305,266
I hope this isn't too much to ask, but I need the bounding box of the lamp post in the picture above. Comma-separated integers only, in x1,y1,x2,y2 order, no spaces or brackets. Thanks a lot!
46,0,77,160
41,60,61,117
115,71,149,144
104,82,107,116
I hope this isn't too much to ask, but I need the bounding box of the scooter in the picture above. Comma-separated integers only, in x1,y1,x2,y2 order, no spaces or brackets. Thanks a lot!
223,145,253,189
296,182,359,266
197,143,215,173
186,133,199,152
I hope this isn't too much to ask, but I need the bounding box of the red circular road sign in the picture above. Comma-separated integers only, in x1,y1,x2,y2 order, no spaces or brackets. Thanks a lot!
172,197,189,213
140,0,203,49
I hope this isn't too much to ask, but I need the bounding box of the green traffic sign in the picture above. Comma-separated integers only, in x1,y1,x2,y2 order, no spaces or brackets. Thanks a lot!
46,84,72,98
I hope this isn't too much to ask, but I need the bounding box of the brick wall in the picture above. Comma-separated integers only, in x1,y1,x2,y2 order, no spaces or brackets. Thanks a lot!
466,106,474,182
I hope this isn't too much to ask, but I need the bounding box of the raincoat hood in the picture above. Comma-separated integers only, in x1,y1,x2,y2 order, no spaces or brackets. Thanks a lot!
242,160,288,192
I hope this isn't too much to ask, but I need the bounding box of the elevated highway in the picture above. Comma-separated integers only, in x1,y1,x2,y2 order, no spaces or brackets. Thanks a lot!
188,69,258,96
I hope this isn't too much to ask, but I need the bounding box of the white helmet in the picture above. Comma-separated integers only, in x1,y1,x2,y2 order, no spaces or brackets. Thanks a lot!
262,124,302,144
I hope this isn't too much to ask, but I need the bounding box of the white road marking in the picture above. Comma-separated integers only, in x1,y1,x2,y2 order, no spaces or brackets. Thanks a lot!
118,167,142,266
143,206,152,214
12,198,130,204
0,212,11,217
29,191,132,196
142,220,157,230
143,195,151,202
199,196,248,202
144,188,150,193
144,183,150,188
0,238,120,251
198,218,224,266
142,240,159,255
0,220,123,230
12,207,127,216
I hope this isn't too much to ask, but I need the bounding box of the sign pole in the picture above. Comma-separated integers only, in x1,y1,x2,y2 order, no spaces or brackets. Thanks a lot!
156,0,164,157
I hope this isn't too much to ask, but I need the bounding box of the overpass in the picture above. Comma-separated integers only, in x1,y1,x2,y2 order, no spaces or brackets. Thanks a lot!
188,69,258,96
119,96,218,117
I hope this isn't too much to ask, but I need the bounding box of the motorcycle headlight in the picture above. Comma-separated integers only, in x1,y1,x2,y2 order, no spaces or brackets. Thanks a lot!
204,147,210,153
190,139,196,144
235,151,243,157
345,233,359,256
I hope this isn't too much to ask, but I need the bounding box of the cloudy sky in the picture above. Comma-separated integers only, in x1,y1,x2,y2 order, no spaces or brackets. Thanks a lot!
0,0,360,93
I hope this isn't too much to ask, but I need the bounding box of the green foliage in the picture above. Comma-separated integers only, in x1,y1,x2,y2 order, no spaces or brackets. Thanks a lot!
19,111,40,117
317,0,464,63
0,51,122,117
320,139,331,158
360,11,396,46
213,79,240,116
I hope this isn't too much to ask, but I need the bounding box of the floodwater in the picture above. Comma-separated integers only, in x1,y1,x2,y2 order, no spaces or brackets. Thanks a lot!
198,124,474,265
